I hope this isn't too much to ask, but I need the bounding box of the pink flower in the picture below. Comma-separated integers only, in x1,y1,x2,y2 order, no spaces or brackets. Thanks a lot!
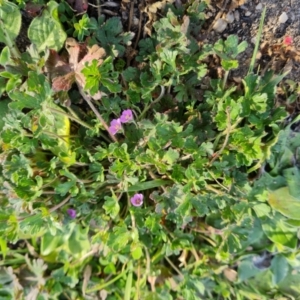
283,36,293,46
130,193,144,207
120,109,133,123
109,118,122,135
67,209,76,218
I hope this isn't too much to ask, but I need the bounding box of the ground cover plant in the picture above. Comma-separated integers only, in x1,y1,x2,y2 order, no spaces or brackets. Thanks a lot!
1,0,300,299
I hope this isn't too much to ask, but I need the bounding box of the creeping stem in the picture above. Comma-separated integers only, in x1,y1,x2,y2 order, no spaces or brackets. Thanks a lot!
138,85,165,121
78,86,118,143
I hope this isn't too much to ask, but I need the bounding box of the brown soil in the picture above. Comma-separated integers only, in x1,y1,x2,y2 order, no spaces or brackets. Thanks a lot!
204,0,300,82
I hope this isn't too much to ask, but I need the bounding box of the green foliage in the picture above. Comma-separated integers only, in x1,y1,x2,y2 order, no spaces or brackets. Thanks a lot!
0,1,21,43
28,1,67,52
96,16,135,57
73,14,98,41
0,0,299,299
0,0,21,58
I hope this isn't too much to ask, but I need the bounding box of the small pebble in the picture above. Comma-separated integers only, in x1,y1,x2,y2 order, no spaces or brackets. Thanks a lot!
226,12,234,23
213,19,228,33
255,3,263,10
133,16,139,26
234,10,240,21
245,11,252,17
251,36,257,44
256,51,262,60
279,12,288,23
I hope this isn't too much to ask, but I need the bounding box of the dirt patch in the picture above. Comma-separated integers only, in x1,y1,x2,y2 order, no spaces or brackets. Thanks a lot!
202,0,300,82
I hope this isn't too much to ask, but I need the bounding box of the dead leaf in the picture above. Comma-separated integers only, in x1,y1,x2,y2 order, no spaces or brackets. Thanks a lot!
213,0,246,11
52,72,75,92
180,15,190,35
49,38,106,100
142,0,175,36
223,268,237,282
82,265,92,296
147,275,157,291
67,0,88,13
229,0,246,10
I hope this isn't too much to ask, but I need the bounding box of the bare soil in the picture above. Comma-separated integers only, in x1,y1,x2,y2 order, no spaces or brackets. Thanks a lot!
204,0,300,82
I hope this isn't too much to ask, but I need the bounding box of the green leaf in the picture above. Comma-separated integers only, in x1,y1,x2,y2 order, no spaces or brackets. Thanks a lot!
191,195,209,217
221,59,238,71
28,1,67,52
0,46,11,65
0,1,21,44
162,149,179,164
136,38,155,61
283,167,300,198
96,17,134,57
160,49,178,69
55,181,77,196
131,244,143,260
224,35,238,50
190,278,205,295
0,237,8,259
0,99,9,128
127,180,173,192
41,232,64,256
238,260,262,282
122,67,138,82
262,214,297,249
237,41,248,55
52,268,79,288
101,78,122,93
107,225,131,252
268,187,300,220
278,273,300,296
270,255,289,285
67,224,91,256
103,196,120,219
8,91,41,110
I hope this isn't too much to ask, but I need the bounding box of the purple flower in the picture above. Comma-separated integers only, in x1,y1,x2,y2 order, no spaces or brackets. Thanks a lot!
109,118,122,135
67,209,76,218
130,193,144,207
120,110,133,123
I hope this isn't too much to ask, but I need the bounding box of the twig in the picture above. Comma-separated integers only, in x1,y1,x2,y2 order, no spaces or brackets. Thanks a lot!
78,87,118,143
128,0,135,32
134,0,145,50
90,0,101,18
138,85,165,121
210,107,231,164
165,256,184,279
49,194,72,213
207,170,229,192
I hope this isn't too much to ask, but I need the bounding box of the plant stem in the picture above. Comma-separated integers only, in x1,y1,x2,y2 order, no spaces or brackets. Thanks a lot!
165,256,184,279
124,261,133,300
86,269,127,293
0,19,21,59
138,85,165,121
248,6,266,74
78,87,118,143
210,107,231,164
222,70,229,90
49,194,72,213
47,106,93,130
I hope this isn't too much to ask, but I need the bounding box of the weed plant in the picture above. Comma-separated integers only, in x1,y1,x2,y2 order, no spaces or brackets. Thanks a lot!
1,0,300,299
